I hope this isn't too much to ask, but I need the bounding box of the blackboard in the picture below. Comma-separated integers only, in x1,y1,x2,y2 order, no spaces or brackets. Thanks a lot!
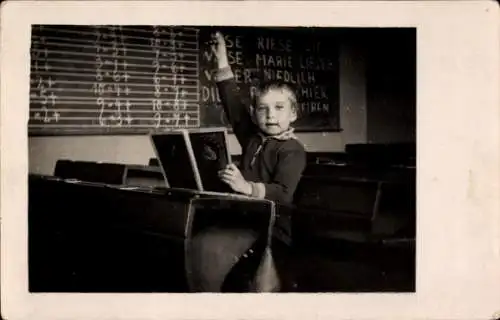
150,131,198,190
29,25,340,135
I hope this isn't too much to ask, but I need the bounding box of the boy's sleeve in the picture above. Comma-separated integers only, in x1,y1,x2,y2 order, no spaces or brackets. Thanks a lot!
249,143,307,203
214,66,255,148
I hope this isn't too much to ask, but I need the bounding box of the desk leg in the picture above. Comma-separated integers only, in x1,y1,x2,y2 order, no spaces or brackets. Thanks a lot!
189,227,259,292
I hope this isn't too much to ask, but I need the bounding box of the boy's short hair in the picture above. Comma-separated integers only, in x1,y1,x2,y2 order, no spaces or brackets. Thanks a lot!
251,80,298,113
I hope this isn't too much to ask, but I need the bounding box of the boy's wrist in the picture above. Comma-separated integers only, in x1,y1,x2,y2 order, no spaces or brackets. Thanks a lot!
243,181,253,196
247,181,266,199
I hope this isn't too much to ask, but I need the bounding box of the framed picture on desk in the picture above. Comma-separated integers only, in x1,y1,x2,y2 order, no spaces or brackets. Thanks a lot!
188,127,233,193
150,127,233,193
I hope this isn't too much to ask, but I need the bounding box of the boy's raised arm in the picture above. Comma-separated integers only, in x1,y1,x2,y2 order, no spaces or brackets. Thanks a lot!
211,32,255,147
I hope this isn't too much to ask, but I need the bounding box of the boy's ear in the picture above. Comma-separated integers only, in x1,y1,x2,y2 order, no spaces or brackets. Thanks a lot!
249,105,258,124
289,108,298,123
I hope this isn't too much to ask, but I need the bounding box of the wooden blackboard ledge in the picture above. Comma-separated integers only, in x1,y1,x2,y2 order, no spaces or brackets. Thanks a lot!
28,127,343,137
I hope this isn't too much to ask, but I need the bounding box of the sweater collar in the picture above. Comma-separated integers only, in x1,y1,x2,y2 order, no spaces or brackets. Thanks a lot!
258,127,298,142
250,127,301,167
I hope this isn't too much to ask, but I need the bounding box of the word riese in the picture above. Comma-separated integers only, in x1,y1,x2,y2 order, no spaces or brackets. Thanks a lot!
222,34,293,53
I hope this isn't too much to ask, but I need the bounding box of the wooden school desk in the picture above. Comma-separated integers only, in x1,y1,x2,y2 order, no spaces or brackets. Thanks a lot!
28,174,276,292
33,157,416,292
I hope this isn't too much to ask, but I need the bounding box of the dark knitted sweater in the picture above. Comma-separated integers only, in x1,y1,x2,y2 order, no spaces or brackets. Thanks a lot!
215,70,306,244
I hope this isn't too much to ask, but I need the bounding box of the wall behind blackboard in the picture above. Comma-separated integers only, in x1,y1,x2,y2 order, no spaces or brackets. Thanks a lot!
29,25,340,135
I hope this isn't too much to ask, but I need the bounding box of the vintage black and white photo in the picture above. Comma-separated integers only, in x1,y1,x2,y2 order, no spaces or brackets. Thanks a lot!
27,24,416,293
1,2,499,319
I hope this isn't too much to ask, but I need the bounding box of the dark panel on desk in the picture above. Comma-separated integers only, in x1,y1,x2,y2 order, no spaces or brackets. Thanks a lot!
28,176,190,292
54,159,127,185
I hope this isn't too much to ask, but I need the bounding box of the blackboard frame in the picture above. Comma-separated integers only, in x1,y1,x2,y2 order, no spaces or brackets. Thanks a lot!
28,126,343,136
27,24,353,136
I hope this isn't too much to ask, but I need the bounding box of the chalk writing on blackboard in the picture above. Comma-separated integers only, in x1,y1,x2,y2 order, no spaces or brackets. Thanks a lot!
198,29,339,129
29,25,341,135
30,26,201,131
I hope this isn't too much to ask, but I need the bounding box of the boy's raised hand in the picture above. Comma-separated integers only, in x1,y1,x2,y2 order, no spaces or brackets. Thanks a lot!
218,163,252,196
211,32,229,69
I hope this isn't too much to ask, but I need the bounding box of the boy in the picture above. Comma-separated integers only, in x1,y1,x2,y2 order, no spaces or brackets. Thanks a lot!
215,36,306,205
190,32,306,292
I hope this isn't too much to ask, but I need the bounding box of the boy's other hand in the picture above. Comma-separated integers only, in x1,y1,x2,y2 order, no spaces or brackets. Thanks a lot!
211,32,229,69
218,163,252,195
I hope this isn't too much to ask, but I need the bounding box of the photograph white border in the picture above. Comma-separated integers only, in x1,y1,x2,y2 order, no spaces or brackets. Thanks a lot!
1,1,500,319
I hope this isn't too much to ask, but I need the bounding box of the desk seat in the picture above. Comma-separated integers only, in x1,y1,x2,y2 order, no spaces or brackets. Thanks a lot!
292,174,415,244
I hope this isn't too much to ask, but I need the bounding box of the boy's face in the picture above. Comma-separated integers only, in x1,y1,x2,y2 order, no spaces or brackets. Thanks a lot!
254,89,297,136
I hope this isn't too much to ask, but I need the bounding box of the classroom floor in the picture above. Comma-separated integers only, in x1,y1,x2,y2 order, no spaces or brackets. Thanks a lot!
293,239,415,292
